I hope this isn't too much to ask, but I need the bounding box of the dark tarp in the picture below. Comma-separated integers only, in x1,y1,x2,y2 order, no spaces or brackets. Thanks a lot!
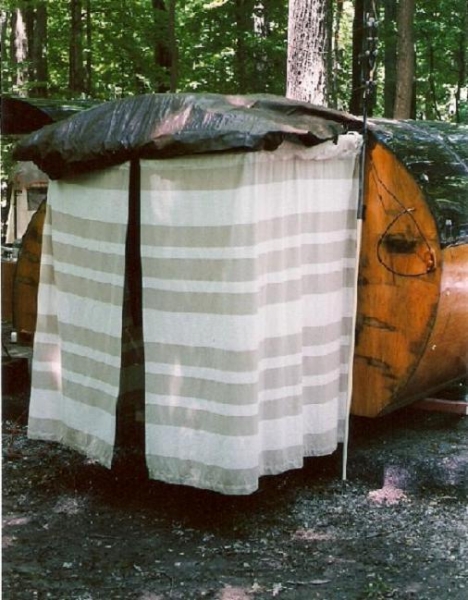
12,92,467,246
369,119,468,245
12,93,355,179
1,97,99,136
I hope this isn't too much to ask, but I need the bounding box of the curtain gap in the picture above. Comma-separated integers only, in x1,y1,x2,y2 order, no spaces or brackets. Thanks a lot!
113,159,147,477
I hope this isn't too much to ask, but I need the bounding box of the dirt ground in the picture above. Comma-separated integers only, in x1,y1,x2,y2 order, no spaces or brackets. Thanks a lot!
2,382,468,600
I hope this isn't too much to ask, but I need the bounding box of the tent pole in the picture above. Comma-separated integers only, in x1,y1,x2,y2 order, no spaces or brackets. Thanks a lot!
342,0,378,481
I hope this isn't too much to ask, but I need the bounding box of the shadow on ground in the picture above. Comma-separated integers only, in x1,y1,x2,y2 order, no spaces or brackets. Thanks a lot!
3,394,468,600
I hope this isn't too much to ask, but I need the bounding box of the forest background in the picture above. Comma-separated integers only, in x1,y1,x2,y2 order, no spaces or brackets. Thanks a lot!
1,0,467,180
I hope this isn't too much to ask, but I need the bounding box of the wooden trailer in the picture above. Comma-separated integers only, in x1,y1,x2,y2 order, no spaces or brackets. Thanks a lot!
12,95,468,420
1,96,98,337
353,119,468,416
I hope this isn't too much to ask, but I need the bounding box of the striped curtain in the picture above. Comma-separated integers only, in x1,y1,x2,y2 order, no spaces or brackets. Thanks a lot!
28,164,129,467
140,136,361,494
29,135,361,494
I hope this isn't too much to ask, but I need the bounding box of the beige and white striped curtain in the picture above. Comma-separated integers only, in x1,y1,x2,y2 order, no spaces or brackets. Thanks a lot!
29,134,361,494
28,164,130,467
140,136,361,494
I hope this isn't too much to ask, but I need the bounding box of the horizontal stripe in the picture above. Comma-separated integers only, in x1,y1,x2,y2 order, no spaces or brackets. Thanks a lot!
28,416,65,441
145,361,344,408
143,270,355,315
31,370,117,414
261,376,347,404
52,241,126,276
30,365,61,396
61,364,120,397
146,405,258,436
145,376,345,424
61,351,121,385
52,230,127,256
146,393,257,418
143,264,356,295
145,344,345,386
142,321,353,371
57,297,123,334
142,296,350,350
61,341,122,366
141,211,356,249
51,210,127,244
59,394,116,441
146,412,341,469
140,140,359,194
28,388,117,441
142,244,356,284
145,454,261,495
40,261,125,289
141,182,355,227
146,372,257,406
54,273,123,304
28,417,114,468
143,260,357,295
49,165,129,217
145,385,342,431
59,323,122,356
141,229,356,260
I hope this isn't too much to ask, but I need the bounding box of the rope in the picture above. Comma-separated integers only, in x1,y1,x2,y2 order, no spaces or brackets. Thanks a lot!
370,163,436,278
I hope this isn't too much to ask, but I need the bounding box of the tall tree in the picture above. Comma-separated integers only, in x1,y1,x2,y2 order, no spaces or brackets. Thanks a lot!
9,6,29,95
329,0,344,108
382,0,397,118
29,1,48,97
394,0,416,119
85,0,92,95
69,0,85,95
453,0,467,122
234,0,250,92
349,0,364,115
287,0,331,104
349,0,378,117
152,0,176,92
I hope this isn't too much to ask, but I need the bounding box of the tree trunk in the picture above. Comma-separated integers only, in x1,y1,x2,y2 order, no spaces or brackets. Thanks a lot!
69,0,86,95
168,0,177,92
329,0,344,108
10,8,29,96
287,0,330,105
152,0,176,93
349,0,364,115
383,0,397,118
393,0,416,119
234,0,250,92
30,2,48,97
426,42,442,120
454,2,467,123
85,0,92,95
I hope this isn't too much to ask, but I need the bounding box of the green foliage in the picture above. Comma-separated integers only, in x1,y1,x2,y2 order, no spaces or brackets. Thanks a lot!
0,0,466,119
176,0,288,95
414,0,468,122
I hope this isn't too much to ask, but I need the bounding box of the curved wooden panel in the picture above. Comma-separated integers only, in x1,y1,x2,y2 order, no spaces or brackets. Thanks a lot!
352,141,441,417
401,243,468,402
13,200,46,338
